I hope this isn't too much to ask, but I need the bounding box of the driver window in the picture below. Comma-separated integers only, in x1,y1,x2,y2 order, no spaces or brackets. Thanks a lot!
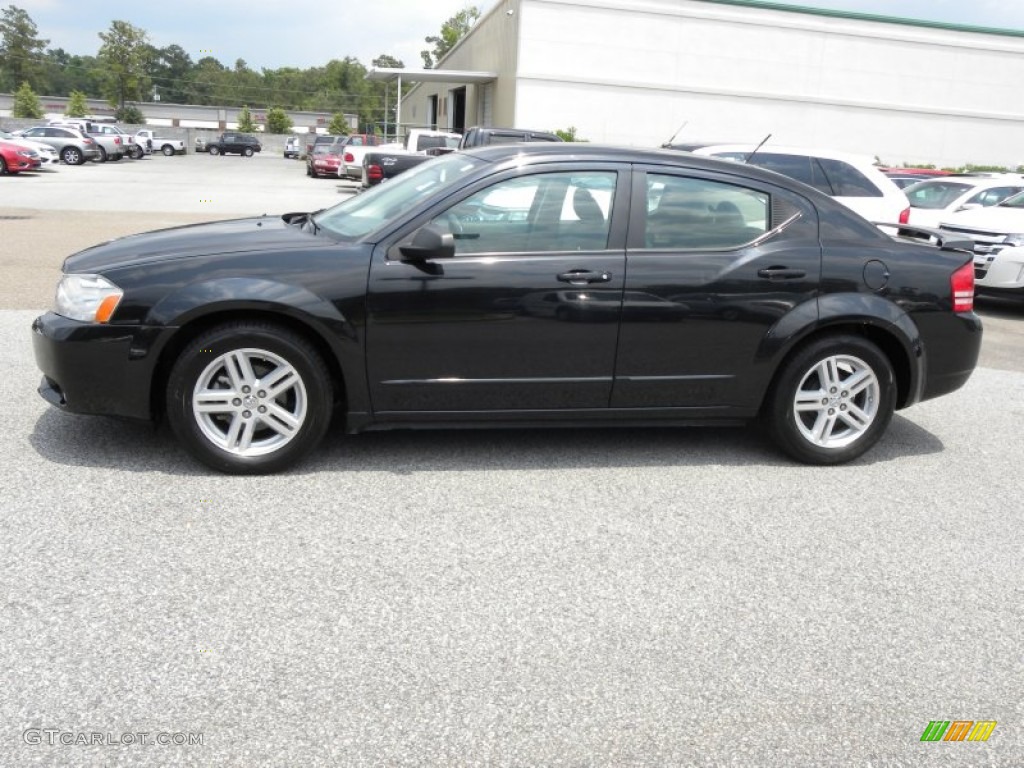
430,171,617,254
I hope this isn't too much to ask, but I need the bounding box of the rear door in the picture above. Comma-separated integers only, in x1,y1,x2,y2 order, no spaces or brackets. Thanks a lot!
612,167,821,413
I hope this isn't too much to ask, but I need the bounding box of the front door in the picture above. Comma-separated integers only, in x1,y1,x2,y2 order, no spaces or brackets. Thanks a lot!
366,167,629,414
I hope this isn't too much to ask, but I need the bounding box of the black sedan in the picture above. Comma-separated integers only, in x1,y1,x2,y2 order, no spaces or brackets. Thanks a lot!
32,145,982,473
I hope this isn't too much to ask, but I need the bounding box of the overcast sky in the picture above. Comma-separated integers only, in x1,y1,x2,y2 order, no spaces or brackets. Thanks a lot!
12,0,1024,72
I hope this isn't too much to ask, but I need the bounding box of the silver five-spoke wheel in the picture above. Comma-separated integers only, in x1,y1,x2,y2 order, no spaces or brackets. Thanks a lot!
792,354,879,449
167,323,332,474
193,348,308,457
766,335,895,465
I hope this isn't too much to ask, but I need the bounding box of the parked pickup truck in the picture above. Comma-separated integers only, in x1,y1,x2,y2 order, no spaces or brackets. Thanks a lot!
360,129,461,188
458,126,562,149
135,130,186,156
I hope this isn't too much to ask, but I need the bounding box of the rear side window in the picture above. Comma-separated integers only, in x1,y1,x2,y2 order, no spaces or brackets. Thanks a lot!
964,186,1023,207
905,181,973,209
817,158,882,197
644,174,769,249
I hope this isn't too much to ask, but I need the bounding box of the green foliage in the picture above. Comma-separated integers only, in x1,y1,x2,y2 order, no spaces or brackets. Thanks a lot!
328,113,350,135
555,126,586,142
236,104,256,132
421,7,480,68
98,20,150,111
265,106,292,134
116,104,145,124
12,79,42,118
900,162,936,170
65,89,89,117
961,163,1010,173
0,5,49,91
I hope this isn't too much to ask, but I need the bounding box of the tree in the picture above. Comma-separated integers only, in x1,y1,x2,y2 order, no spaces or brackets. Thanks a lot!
421,7,480,68
97,20,150,112
12,79,42,118
144,44,193,103
116,104,145,124
556,126,585,142
65,90,89,117
236,104,256,132
0,5,49,91
327,113,350,135
266,106,292,134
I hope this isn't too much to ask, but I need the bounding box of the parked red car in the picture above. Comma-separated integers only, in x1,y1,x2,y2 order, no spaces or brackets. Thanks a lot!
306,145,343,178
0,140,42,174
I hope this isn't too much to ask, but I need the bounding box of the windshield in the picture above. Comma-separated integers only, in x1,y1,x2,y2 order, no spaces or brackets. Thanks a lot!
312,153,484,239
904,181,973,209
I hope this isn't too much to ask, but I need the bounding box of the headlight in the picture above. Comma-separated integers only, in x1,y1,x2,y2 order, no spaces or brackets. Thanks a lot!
1002,234,1024,247
55,274,123,323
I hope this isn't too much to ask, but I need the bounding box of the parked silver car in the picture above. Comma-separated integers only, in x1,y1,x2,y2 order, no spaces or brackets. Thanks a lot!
14,126,101,165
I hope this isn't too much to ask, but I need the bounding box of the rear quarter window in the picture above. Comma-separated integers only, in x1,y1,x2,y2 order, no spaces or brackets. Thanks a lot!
817,158,883,198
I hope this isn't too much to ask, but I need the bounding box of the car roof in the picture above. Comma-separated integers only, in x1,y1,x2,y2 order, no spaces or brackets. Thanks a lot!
685,143,880,165
461,142,844,194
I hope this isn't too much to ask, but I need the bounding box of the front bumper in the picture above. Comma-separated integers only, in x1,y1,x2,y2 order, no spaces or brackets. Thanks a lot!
31,312,165,421
975,246,1024,293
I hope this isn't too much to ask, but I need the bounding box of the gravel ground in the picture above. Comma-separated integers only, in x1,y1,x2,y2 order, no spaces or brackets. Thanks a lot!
1,155,1022,766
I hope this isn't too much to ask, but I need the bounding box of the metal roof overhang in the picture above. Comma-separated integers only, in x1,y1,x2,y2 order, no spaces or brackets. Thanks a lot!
367,68,498,132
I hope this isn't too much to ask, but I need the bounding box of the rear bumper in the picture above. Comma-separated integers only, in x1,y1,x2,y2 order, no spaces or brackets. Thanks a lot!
915,311,984,403
31,312,164,421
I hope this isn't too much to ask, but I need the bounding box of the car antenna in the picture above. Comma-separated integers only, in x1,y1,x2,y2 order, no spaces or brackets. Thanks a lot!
662,120,688,148
744,133,772,163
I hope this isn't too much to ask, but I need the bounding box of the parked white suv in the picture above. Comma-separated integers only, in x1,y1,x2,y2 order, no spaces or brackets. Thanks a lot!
939,191,1024,298
903,175,1024,228
671,143,910,227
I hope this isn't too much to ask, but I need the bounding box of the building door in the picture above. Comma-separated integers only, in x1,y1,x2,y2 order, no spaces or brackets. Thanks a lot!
451,87,466,135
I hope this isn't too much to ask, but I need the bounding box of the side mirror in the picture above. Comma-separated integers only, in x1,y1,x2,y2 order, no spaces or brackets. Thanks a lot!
399,225,455,261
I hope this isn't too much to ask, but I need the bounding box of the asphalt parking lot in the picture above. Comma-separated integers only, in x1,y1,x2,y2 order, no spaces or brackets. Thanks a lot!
2,154,1023,766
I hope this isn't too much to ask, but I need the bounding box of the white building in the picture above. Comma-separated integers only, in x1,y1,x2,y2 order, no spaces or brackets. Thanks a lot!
374,0,1024,168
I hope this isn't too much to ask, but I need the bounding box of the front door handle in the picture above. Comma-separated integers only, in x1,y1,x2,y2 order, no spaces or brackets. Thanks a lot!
557,270,612,285
757,267,806,280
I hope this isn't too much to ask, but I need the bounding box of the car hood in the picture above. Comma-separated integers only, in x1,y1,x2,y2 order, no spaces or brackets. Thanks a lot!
942,206,1024,232
65,216,331,273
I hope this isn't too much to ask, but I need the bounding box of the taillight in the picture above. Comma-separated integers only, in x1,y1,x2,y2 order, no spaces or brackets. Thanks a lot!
898,207,910,225
951,262,974,313
114,137,121,145
344,151,354,163
367,164,383,182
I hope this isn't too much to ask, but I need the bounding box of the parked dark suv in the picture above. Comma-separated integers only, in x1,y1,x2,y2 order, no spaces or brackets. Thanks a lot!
208,133,262,157
458,126,562,150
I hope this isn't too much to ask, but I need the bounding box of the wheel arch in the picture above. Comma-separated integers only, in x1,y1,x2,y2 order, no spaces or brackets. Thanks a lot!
149,307,358,426
758,296,922,413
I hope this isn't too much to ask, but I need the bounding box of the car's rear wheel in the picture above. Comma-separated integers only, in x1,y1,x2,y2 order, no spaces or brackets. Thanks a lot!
765,335,895,465
97,146,108,162
166,322,333,474
131,145,144,159
209,145,220,156
162,144,175,156
61,146,83,165
0,156,7,175
243,147,254,157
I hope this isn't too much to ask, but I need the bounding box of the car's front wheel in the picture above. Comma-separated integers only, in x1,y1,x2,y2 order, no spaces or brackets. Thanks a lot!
166,323,333,474
209,145,220,156
765,335,895,465
243,147,254,157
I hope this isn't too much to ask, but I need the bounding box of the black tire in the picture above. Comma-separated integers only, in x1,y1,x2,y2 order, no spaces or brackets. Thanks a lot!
0,156,7,175
97,146,108,162
243,147,254,157
209,145,220,156
165,322,333,474
131,145,144,159
306,164,312,177
61,146,84,165
764,335,895,465
110,153,122,162
162,144,174,156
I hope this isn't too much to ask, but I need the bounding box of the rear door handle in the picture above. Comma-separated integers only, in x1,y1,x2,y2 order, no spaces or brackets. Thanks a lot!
557,270,612,285
757,267,806,280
